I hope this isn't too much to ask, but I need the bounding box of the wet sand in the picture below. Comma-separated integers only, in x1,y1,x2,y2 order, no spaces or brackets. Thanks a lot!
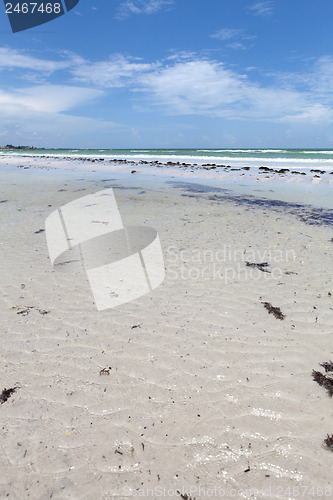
0,160,332,499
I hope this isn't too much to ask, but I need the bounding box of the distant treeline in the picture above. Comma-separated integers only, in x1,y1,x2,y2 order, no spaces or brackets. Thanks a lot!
0,144,38,150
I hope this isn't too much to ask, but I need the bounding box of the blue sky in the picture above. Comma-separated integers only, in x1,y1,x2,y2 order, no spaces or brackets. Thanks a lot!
1,0,333,148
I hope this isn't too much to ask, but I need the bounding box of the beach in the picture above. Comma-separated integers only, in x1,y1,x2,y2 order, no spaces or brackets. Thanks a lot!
0,155,332,499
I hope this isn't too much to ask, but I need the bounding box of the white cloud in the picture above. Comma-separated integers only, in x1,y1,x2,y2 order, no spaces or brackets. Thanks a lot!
0,110,122,148
0,47,69,73
268,56,333,97
136,60,247,114
279,104,333,124
1,46,333,141
226,42,247,51
0,85,103,113
135,58,327,122
69,52,333,124
248,1,274,16
72,55,155,87
210,29,256,50
0,50,124,147
116,0,173,19
211,28,243,41
310,56,333,95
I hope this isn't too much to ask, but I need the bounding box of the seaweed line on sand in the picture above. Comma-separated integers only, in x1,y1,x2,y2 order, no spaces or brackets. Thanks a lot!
170,181,333,227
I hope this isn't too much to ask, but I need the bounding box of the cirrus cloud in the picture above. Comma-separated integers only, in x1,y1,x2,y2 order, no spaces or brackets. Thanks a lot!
72,55,156,87
0,47,70,74
115,0,174,19
0,85,103,113
134,58,332,123
248,1,274,16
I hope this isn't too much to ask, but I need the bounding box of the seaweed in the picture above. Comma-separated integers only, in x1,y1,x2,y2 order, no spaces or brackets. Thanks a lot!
262,301,285,320
324,435,333,451
246,261,271,273
320,361,333,373
13,305,34,316
38,309,50,315
171,181,333,227
54,260,81,267
0,387,19,404
13,305,49,316
312,370,333,397
311,169,326,175
276,168,290,174
177,493,195,500
100,367,111,376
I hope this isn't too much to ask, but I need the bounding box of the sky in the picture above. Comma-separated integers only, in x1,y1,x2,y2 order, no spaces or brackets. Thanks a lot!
1,0,333,148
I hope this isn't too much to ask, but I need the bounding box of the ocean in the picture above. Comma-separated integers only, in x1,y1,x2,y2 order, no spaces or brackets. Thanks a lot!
2,148,333,171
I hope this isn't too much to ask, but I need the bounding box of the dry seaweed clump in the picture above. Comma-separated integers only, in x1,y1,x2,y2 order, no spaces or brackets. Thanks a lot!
0,387,19,404
261,301,285,320
324,435,333,451
312,362,333,397
320,361,333,373
177,493,195,500
313,364,333,451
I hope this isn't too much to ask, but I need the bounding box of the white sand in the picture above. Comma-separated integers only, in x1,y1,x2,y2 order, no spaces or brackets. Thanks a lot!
0,160,332,499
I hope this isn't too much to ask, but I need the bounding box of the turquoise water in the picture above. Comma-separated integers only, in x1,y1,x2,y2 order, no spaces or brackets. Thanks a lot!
2,148,333,170
2,147,333,159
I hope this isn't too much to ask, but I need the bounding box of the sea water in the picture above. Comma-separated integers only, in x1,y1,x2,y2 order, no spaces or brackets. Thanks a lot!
2,148,333,171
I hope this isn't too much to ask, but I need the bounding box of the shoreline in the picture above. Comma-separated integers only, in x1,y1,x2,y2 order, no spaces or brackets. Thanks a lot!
1,153,333,211
2,151,333,178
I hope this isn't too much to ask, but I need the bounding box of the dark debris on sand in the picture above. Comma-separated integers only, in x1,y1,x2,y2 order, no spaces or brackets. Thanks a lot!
312,367,333,397
0,387,19,404
246,261,271,273
312,364,333,450
320,361,333,373
13,305,50,316
177,493,195,500
262,301,285,320
171,181,333,228
324,435,333,451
